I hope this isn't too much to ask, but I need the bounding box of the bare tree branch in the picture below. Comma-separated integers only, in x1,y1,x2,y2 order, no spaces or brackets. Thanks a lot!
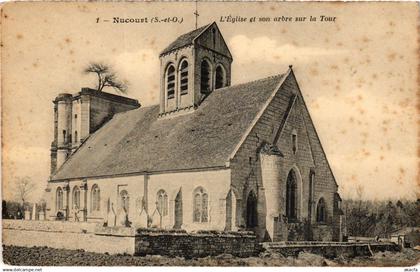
15,177,36,204
84,62,128,94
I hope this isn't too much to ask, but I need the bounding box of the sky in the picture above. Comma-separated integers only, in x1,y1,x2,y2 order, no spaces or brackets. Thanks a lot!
1,2,419,202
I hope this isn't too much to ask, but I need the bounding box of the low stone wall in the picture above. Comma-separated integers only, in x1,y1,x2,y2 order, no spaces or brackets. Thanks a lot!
262,241,400,258
2,220,258,257
3,220,135,255
134,229,258,258
3,219,97,233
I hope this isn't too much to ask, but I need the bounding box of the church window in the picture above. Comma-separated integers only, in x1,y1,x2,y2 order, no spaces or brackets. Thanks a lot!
212,28,216,48
316,197,327,223
62,130,66,143
56,187,63,211
156,189,168,216
286,170,297,221
200,59,211,94
72,186,80,209
193,187,208,223
120,190,129,213
74,131,78,143
166,65,176,99
74,114,77,119
91,184,100,212
292,130,297,154
179,60,189,95
215,65,226,89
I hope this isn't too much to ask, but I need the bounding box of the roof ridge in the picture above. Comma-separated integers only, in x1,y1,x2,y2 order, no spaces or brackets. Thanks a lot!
214,73,285,92
160,23,211,56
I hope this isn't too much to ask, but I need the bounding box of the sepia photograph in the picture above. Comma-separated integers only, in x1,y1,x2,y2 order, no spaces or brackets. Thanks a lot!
1,1,419,269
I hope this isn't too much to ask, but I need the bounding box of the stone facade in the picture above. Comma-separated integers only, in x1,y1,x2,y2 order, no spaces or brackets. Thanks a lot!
46,169,231,232
229,73,341,241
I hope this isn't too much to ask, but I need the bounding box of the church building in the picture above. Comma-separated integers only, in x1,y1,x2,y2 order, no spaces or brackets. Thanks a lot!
45,22,343,242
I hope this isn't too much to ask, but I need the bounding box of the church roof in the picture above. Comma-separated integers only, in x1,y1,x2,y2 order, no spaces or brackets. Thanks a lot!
160,24,211,56
51,72,289,181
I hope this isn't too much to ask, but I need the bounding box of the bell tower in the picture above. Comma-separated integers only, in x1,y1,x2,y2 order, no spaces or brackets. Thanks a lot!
158,22,233,117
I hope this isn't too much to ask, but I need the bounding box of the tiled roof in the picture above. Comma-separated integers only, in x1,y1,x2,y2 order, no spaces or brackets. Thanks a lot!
51,73,288,181
160,24,210,56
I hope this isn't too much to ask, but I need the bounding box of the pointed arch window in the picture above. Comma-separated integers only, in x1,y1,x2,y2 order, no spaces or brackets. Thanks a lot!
120,190,129,213
215,65,226,89
72,186,80,209
56,187,63,211
193,187,208,223
157,189,168,216
286,170,297,221
166,65,176,99
179,60,189,95
91,184,100,212
316,198,327,223
200,59,211,94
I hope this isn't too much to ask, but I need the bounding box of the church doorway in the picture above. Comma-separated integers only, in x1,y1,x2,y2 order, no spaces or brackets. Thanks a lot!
246,190,258,229
174,189,183,229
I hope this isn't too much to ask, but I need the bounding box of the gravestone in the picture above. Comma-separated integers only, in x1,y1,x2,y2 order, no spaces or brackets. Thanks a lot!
133,207,148,228
162,214,171,229
107,203,116,227
24,209,30,220
151,208,162,228
39,211,45,221
116,208,128,227
31,204,36,220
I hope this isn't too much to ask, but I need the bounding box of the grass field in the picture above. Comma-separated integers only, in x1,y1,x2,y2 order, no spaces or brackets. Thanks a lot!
2,245,420,267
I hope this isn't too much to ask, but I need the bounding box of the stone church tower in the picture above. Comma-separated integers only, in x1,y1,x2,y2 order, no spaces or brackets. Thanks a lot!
158,23,233,117
50,89,140,174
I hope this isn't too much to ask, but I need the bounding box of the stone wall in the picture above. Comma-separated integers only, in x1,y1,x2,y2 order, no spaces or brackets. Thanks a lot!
262,241,399,258
2,220,257,257
134,229,258,258
2,220,136,255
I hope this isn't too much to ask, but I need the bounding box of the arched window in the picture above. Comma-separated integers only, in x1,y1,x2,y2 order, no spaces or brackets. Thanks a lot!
292,130,298,154
179,60,189,95
316,198,327,223
74,131,78,143
156,189,168,216
215,65,226,89
56,187,63,211
120,190,129,213
193,187,208,223
72,186,80,209
91,184,100,212
166,64,176,99
286,170,297,221
200,59,211,94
